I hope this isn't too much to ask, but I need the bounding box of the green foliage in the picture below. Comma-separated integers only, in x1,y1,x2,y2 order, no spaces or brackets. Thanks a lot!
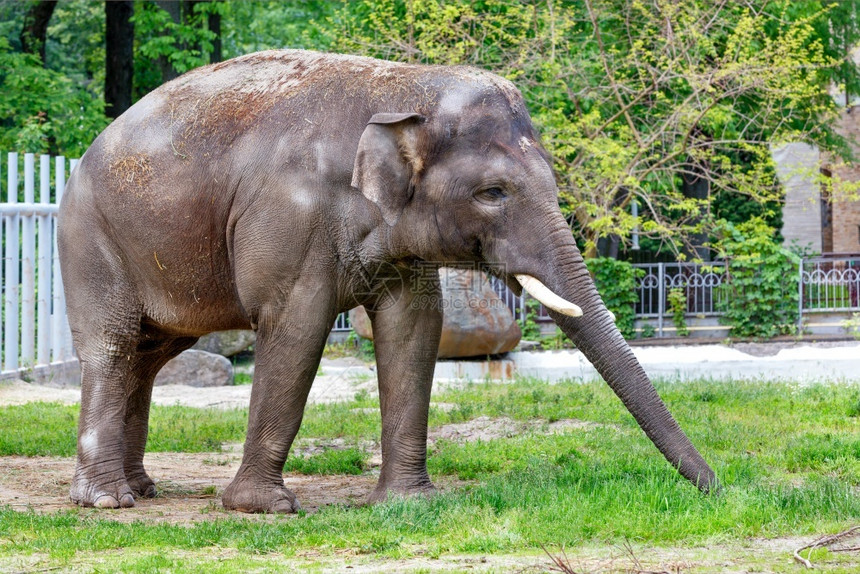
47,0,105,90
133,4,215,74
0,37,107,156
519,297,542,340
284,447,367,475
0,0,855,258
714,217,800,338
667,288,690,337
584,257,642,338
232,371,253,385
218,1,335,56
328,0,850,259
841,312,860,340
538,326,570,350
131,1,221,96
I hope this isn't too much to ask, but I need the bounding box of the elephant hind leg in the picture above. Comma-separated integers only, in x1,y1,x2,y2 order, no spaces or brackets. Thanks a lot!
69,298,196,509
123,331,199,499
70,309,144,509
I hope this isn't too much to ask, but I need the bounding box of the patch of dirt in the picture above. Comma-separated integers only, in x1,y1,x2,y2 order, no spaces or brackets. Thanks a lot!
0,380,81,406
0,414,600,524
428,415,606,443
0,452,377,523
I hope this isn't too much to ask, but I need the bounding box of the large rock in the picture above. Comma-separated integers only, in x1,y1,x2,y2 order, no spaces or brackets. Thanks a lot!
349,268,521,358
155,350,234,387
193,330,256,357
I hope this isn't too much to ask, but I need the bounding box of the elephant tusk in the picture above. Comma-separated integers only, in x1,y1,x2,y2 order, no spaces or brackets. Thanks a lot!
515,274,583,318
608,309,616,322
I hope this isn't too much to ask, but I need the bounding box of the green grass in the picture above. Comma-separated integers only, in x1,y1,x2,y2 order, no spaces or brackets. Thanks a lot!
233,371,253,385
1,376,859,571
284,447,367,475
0,404,248,456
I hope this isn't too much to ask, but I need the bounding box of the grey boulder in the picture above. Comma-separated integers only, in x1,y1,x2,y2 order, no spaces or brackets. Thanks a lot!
350,268,521,358
154,349,234,387
193,329,256,357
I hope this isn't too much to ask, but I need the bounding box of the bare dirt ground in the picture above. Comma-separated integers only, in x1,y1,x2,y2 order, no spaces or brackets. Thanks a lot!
0,450,381,523
0,415,593,523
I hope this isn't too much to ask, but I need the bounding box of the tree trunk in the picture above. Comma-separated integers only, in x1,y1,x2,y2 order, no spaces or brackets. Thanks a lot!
681,163,711,261
20,0,57,65
209,8,222,63
105,1,135,119
155,0,182,83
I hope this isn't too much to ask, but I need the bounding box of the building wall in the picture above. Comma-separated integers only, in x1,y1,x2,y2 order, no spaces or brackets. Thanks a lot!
829,107,860,254
833,197,860,253
774,142,822,253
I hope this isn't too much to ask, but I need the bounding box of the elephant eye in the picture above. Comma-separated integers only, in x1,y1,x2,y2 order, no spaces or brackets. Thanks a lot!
475,187,507,205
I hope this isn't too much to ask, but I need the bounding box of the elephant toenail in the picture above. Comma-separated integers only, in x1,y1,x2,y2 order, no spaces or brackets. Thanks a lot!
93,494,120,509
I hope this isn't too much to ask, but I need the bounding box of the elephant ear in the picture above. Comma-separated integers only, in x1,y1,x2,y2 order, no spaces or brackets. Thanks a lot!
351,112,425,226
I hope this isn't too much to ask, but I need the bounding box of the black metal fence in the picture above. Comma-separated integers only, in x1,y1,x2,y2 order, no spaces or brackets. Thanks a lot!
333,256,860,336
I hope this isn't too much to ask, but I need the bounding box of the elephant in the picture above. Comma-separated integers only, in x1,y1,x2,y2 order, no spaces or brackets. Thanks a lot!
58,49,718,513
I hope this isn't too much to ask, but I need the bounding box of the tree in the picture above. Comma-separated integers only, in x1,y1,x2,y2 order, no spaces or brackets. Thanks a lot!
154,0,182,82
207,1,221,63
105,1,134,119
134,0,224,95
19,0,56,64
329,0,854,260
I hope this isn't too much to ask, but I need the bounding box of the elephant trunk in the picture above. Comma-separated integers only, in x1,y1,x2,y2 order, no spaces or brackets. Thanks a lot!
535,229,718,493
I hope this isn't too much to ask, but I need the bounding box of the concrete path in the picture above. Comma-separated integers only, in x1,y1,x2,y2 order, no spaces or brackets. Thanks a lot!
506,340,860,382
3,341,858,410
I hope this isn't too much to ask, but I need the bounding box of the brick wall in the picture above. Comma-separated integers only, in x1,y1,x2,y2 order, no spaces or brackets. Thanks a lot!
833,196,860,253
829,107,860,254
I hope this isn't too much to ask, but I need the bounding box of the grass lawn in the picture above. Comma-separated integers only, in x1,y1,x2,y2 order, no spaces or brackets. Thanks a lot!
1,375,859,572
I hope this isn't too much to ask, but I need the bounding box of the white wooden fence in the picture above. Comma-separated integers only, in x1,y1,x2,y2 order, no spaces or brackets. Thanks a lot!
1,152,74,378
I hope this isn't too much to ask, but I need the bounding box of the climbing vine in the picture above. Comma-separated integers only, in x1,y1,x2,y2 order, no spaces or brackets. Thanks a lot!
667,288,690,337
585,257,642,339
714,218,800,338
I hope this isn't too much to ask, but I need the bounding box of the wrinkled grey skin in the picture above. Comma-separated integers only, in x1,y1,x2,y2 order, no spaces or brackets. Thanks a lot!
59,50,718,513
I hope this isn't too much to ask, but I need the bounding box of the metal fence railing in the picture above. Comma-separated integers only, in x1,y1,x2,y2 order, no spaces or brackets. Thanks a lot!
800,257,860,312
1,152,75,376
334,257,860,337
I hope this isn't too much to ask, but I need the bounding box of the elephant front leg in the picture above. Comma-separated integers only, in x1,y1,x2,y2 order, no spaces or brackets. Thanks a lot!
367,272,443,503
222,297,336,513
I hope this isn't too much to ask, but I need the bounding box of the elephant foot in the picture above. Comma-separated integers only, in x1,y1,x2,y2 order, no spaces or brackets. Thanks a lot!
222,478,301,514
70,466,136,509
127,471,157,499
367,479,436,504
